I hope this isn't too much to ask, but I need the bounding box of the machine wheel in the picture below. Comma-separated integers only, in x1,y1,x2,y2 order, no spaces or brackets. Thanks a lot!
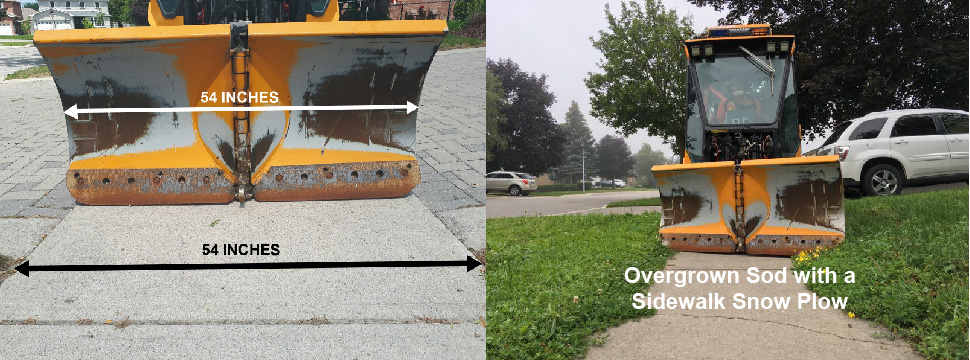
509,185,522,196
862,164,903,196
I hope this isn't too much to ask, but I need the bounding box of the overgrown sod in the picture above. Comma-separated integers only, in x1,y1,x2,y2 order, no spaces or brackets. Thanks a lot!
605,197,662,207
486,213,672,359
793,188,968,360
4,65,51,80
0,35,32,40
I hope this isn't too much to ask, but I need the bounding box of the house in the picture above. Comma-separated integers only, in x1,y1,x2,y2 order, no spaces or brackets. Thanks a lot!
35,0,111,30
0,0,23,35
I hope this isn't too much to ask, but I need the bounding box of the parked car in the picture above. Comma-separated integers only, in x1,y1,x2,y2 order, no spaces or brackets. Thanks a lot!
485,171,537,196
815,109,968,196
597,179,626,188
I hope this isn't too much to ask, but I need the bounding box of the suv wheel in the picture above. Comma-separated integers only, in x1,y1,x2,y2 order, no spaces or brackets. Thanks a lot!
862,164,903,196
509,185,521,196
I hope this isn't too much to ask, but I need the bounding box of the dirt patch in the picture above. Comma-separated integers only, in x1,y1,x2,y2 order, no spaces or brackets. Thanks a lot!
77,318,94,325
0,254,24,286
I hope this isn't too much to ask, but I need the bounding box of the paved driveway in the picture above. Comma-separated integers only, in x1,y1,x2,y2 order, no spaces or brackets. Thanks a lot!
0,45,44,79
0,47,486,359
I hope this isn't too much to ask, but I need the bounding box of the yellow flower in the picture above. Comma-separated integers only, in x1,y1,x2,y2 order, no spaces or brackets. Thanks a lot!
813,253,819,258
847,312,856,319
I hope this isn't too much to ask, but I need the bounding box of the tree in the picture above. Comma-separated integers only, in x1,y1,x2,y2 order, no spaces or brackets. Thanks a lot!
595,134,634,187
586,0,694,154
632,142,667,187
0,8,7,21
95,11,106,27
688,0,969,139
107,0,130,27
549,101,598,184
81,17,94,29
20,20,30,34
486,58,565,175
127,0,149,26
485,69,509,163
24,2,39,11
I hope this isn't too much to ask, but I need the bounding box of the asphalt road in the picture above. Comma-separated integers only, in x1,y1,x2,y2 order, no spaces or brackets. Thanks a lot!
485,190,659,218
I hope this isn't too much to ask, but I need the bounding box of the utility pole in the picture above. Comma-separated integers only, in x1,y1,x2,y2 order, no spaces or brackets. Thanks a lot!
582,148,586,193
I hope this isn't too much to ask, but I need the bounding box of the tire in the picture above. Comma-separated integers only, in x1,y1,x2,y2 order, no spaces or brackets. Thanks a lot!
508,185,521,196
521,191,530,196
862,164,904,196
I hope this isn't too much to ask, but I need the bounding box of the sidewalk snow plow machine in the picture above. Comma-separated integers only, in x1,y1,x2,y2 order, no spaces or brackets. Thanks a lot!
35,0,446,205
652,24,845,256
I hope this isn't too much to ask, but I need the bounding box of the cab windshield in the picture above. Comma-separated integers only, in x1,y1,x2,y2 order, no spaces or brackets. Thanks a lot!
693,52,789,125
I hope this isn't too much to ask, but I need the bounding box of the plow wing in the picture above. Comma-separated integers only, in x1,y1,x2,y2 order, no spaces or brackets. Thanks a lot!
653,156,845,255
35,4,445,205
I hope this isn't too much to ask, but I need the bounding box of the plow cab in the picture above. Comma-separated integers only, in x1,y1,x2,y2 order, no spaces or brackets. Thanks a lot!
652,24,845,255
36,0,446,205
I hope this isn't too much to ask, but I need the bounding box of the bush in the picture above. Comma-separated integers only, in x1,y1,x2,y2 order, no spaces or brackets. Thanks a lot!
467,11,485,26
452,0,484,20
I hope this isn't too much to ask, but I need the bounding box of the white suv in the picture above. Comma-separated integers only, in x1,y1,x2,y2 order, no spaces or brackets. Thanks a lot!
485,171,537,196
816,109,968,196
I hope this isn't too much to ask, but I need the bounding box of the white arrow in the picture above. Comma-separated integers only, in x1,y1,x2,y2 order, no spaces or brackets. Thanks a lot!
64,102,419,120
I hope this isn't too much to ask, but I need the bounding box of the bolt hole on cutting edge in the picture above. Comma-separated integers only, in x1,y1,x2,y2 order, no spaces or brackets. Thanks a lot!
376,170,384,177
127,177,135,184
178,176,186,184
300,173,308,180
102,178,110,184
351,171,358,178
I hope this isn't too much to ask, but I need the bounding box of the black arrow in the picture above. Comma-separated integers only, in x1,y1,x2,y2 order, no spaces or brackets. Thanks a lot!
15,256,482,276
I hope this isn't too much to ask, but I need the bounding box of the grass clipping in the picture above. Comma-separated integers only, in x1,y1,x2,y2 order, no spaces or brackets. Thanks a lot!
486,213,673,359
5,65,51,81
794,188,968,359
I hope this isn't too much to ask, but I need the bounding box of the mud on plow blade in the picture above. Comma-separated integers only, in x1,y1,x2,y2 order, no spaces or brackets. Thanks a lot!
34,0,446,205
652,156,845,256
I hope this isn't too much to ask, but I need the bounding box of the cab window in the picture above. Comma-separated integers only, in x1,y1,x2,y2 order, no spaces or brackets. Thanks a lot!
891,115,938,137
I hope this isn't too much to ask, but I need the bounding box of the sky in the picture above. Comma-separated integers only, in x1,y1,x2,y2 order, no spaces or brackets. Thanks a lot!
486,0,831,158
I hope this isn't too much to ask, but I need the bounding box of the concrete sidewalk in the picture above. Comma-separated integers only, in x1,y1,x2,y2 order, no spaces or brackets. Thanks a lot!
0,47,486,358
585,252,920,360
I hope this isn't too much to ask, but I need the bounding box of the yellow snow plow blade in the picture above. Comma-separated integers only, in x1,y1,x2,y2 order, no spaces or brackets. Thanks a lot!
34,0,446,205
653,156,845,255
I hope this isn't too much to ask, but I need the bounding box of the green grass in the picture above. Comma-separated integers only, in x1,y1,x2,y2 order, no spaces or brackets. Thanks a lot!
0,42,31,46
440,34,484,50
0,34,32,40
486,214,673,359
4,65,51,80
605,197,662,207
793,188,968,359
528,187,655,197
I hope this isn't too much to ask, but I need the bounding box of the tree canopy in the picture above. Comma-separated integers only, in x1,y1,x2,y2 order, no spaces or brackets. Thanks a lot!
689,0,969,138
595,134,634,185
486,69,509,163
586,0,695,154
549,101,598,184
632,142,667,187
107,0,130,26
486,58,565,175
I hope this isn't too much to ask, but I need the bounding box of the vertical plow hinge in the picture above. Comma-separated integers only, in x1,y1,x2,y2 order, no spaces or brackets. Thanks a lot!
230,22,251,201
